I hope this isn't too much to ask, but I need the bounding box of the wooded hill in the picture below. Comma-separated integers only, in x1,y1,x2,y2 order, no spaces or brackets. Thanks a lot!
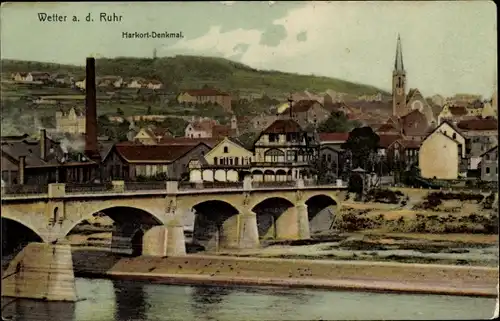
1,55,388,97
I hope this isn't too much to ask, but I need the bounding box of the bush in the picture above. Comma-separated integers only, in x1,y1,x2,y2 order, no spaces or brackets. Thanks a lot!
483,193,496,209
365,189,404,204
426,191,484,203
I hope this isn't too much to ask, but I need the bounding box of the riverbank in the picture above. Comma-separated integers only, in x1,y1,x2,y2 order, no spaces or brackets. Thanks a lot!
72,250,499,298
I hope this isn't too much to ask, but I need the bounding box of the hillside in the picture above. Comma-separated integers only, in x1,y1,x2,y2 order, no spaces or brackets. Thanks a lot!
1,55,388,97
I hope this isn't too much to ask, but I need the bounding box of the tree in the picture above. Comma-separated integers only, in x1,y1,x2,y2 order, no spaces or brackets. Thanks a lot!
341,126,380,170
160,117,188,137
318,111,359,133
238,131,260,150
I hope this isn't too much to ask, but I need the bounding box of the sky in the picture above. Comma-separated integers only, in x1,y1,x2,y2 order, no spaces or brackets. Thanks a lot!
1,1,497,98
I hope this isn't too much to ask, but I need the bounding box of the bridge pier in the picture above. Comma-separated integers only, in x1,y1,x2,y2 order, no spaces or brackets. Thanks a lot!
142,220,186,257
275,204,310,240
237,211,260,249
1,242,77,302
111,223,145,256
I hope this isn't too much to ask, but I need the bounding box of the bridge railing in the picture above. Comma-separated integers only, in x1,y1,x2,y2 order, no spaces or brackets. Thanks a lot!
124,181,166,191
1,184,49,195
251,181,297,188
65,183,113,194
178,181,244,190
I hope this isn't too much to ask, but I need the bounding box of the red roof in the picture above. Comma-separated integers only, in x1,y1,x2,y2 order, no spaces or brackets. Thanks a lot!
263,119,302,134
115,144,199,162
190,119,218,132
318,132,349,142
376,122,400,133
457,118,498,131
378,135,403,148
286,100,321,113
158,137,221,148
183,88,230,97
212,125,237,138
400,139,421,149
448,106,468,116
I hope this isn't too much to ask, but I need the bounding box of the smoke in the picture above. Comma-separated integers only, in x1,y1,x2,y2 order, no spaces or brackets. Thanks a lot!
59,136,86,154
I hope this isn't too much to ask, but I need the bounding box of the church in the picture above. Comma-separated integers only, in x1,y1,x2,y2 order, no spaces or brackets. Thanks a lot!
377,35,436,139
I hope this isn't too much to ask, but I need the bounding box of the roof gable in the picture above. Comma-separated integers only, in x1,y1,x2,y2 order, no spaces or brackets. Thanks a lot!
205,137,252,159
262,119,303,134
425,120,465,141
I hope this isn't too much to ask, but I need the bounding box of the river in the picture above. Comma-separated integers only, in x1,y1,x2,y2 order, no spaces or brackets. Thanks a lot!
1,278,496,320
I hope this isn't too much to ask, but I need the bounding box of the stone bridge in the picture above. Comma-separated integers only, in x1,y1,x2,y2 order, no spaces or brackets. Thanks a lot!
1,177,348,256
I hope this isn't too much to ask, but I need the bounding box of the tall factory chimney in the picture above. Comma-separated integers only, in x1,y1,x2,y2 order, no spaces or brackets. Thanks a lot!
84,57,101,162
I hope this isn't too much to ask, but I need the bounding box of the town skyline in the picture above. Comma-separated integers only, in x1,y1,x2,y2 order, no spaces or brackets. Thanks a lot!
1,1,497,98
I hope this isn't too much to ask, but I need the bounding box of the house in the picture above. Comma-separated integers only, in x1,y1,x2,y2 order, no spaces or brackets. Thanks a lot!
446,94,483,106
55,107,86,134
12,72,51,83
250,114,278,133
376,109,432,142
52,74,73,85
12,72,28,81
418,124,466,180
146,80,163,90
1,129,98,186
437,104,469,124
74,78,86,90
479,146,498,182
189,137,253,183
102,142,211,181
457,117,498,139
481,101,497,119
97,76,123,88
377,135,420,171
133,127,173,145
429,120,467,157
184,118,218,138
251,119,319,182
318,133,349,182
127,77,147,89
278,100,331,129
177,88,232,112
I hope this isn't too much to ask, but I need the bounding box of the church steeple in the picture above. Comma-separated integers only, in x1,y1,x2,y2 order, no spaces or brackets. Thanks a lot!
394,34,404,72
392,34,407,117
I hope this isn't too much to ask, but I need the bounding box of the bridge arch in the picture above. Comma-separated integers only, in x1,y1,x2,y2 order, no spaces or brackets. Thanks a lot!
60,206,164,256
305,193,339,235
191,200,241,252
60,206,165,239
0,211,49,243
251,197,295,239
2,217,45,258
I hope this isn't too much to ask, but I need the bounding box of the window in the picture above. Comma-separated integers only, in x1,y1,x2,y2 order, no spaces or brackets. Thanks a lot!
223,146,229,153
485,154,490,161
486,167,490,174
229,158,233,165
452,133,457,139
198,134,201,138
235,157,239,166
213,157,218,165
327,154,332,162
322,154,326,162
287,150,296,162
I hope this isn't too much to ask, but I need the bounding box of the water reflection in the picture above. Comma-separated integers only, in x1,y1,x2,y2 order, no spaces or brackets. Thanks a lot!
190,285,230,320
1,278,496,321
1,298,75,321
114,280,148,321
